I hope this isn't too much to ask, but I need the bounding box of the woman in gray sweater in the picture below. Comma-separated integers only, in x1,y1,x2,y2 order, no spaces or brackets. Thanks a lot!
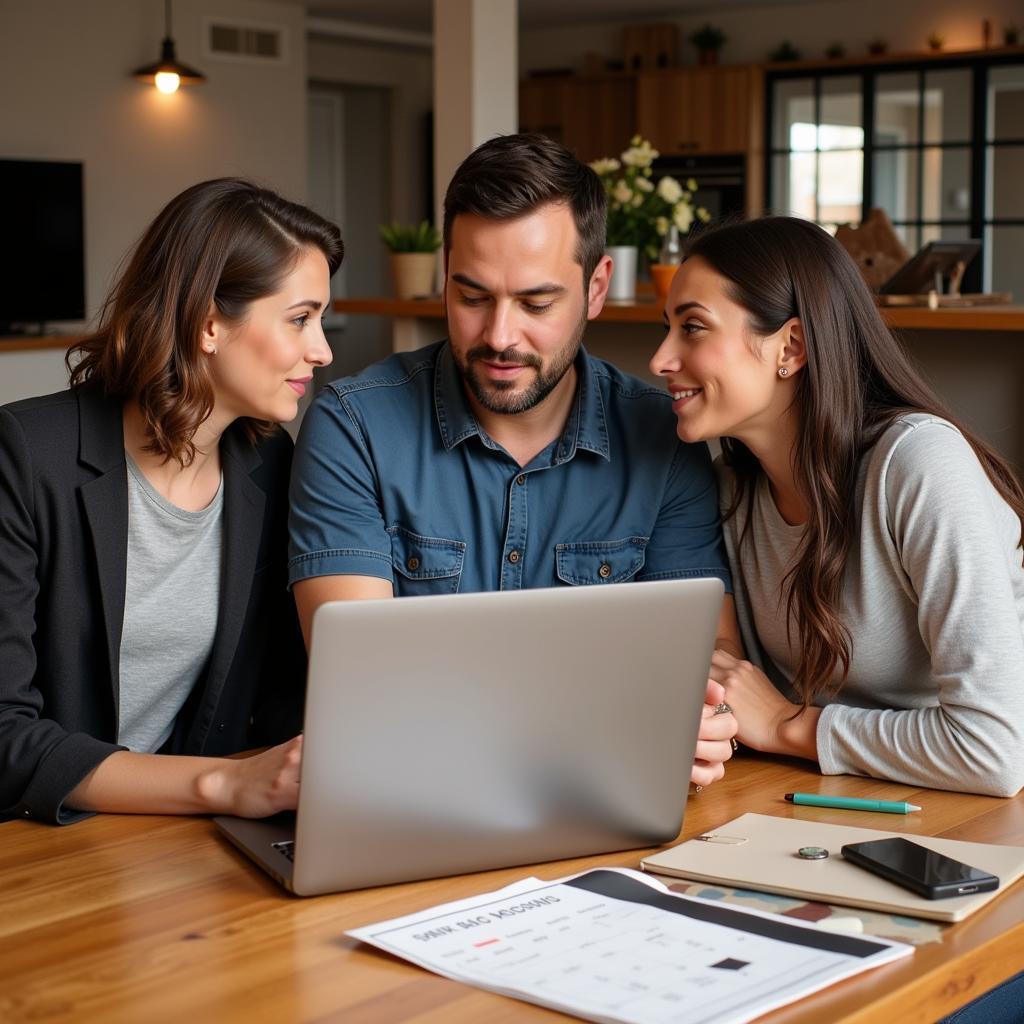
650,216,1024,800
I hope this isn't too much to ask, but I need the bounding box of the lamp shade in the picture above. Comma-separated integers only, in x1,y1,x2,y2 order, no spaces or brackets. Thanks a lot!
133,37,206,89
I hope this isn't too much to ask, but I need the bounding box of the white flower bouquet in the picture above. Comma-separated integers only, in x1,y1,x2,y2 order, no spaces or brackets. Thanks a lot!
590,136,710,260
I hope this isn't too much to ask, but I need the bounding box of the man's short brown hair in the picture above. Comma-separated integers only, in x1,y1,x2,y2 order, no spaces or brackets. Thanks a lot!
443,133,607,284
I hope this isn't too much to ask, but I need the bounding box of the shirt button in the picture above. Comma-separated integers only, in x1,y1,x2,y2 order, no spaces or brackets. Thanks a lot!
218,722,226,732
407,556,420,572
598,563,612,579
508,550,521,564
516,474,526,486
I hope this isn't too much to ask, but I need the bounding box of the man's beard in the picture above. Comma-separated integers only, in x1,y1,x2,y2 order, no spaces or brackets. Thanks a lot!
453,307,587,416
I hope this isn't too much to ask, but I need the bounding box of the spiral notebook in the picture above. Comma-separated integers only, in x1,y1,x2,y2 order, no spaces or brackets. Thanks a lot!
641,813,1024,923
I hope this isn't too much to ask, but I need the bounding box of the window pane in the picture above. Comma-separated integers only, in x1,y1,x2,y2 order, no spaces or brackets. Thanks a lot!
989,144,1024,218
922,146,971,220
875,72,920,146
772,153,817,218
988,65,1024,142
819,76,863,150
874,149,918,223
922,68,972,144
773,78,816,150
892,223,920,251
921,224,971,246
988,226,1024,296
818,149,863,224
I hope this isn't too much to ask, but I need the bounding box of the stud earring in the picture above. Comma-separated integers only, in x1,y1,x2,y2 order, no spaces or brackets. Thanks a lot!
205,345,217,355
778,367,789,377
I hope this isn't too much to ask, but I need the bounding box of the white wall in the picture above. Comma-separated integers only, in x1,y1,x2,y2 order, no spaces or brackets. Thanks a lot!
0,0,309,328
519,0,1023,73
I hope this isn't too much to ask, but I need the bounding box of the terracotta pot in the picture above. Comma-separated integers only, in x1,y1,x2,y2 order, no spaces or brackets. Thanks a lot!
389,252,437,299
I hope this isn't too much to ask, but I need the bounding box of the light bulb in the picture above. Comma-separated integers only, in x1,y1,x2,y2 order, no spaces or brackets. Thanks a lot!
155,71,181,94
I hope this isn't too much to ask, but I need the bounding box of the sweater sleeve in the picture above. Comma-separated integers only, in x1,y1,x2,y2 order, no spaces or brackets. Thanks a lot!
817,419,1024,797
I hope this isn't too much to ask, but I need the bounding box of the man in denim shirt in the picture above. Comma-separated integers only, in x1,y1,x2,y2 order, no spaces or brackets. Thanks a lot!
289,134,741,786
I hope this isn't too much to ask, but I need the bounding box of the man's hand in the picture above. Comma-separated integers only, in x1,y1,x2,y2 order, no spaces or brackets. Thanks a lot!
709,651,820,760
691,677,739,788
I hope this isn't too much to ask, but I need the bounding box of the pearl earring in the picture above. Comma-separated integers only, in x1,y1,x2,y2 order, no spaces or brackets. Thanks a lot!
778,367,789,377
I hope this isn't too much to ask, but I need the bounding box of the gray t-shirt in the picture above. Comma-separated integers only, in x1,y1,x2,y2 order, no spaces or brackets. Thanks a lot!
719,414,1024,797
117,455,223,753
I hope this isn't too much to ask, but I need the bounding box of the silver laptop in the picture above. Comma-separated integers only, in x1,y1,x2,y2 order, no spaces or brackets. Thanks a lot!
216,578,723,896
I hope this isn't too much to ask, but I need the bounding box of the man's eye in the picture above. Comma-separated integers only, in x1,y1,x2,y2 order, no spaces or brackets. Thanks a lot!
459,294,487,306
523,302,553,314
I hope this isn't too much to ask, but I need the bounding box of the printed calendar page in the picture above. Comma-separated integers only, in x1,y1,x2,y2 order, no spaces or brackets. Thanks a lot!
348,867,912,1024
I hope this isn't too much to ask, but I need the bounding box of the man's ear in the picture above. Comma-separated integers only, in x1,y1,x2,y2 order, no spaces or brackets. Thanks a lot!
586,254,613,320
776,317,807,377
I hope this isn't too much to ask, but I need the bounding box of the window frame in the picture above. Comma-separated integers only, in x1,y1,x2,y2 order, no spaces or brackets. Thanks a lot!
765,51,1024,293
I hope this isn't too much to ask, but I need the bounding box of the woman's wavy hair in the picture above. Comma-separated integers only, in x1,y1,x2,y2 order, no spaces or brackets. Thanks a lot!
68,178,344,465
687,215,1024,705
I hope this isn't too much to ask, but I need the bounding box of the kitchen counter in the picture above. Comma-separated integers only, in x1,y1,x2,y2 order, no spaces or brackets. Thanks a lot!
333,298,1024,332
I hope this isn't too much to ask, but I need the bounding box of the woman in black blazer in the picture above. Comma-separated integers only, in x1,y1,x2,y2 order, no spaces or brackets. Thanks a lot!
0,179,343,824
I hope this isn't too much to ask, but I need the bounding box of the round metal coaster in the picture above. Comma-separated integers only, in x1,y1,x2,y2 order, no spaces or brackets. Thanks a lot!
797,846,830,860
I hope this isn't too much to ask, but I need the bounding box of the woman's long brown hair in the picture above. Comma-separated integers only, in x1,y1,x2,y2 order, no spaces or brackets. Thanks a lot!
68,178,343,465
688,216,1024,705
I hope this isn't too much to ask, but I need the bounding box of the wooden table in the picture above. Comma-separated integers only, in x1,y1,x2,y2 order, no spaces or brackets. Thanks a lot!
4,754,1023,1024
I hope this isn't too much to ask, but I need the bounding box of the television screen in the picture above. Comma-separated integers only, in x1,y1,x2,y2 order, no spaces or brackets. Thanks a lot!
0,159,85,329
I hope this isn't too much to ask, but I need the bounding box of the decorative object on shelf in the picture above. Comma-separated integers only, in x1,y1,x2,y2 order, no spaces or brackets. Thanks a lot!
623,23,679,71
867,38,888,56
689,24,727,66
132,0,206,94
927,32,945,52
650,225,684,302
825,42,846,59
834,208,909,292
769,41,802,62
590,136,709,302
1005,23,1020,46
379,220,441,300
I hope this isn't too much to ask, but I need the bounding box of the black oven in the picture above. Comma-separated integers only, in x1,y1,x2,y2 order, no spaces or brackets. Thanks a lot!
650,153,746,223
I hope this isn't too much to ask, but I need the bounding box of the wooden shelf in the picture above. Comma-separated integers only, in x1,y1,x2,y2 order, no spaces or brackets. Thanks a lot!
0,335,80,353
334,298,1024,332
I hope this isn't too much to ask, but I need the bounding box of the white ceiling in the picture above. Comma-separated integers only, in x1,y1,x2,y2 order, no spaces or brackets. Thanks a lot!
303,0,824,33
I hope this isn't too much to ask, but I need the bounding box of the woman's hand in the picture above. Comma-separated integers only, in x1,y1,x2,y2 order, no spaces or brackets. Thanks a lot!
709,651,820,760
691,678,739,788
197,735,303,817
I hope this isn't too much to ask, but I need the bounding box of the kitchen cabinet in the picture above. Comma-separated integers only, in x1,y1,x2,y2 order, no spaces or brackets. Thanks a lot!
519,74,637,163
636,65,758,156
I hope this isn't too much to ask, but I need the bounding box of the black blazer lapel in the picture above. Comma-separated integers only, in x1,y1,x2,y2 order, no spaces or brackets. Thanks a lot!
77,387,129,717
198,427,265,730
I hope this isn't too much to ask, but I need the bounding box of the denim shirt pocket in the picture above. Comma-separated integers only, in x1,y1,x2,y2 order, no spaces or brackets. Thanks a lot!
388,526,466,595
555,536,649,585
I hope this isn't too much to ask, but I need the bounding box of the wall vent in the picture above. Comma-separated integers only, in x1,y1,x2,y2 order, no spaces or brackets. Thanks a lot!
203,18,288,65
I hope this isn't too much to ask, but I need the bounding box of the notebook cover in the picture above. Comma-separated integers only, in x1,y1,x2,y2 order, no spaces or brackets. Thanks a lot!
641,812,1024,923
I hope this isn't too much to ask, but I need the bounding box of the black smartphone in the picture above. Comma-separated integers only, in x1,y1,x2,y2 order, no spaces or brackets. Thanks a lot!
841,837,1000,900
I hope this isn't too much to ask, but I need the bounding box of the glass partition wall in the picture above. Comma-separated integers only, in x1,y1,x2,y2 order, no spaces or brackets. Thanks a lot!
767,53,1024,296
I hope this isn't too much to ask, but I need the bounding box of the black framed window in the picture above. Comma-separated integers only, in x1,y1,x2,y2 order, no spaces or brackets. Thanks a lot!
767,53,1024,296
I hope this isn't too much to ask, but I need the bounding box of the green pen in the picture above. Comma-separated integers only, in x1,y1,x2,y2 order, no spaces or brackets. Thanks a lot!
785,792,921,814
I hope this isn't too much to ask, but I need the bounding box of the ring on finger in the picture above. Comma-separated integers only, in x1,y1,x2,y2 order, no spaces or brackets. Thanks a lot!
713,702,733,716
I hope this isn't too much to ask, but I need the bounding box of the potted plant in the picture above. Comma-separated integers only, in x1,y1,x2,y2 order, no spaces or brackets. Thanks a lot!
769,41,802,62
927,32,944,52
1004,23,1020,46
378,220,441,299
689,24,726,65
867,38,888,56
590,136,710,301
825,42,846,59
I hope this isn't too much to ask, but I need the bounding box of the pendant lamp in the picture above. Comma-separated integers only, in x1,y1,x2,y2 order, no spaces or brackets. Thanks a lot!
132,0,206,94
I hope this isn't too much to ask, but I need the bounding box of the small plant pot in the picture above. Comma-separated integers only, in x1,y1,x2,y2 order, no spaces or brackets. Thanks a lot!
698,49,719,65
389,252,436,300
